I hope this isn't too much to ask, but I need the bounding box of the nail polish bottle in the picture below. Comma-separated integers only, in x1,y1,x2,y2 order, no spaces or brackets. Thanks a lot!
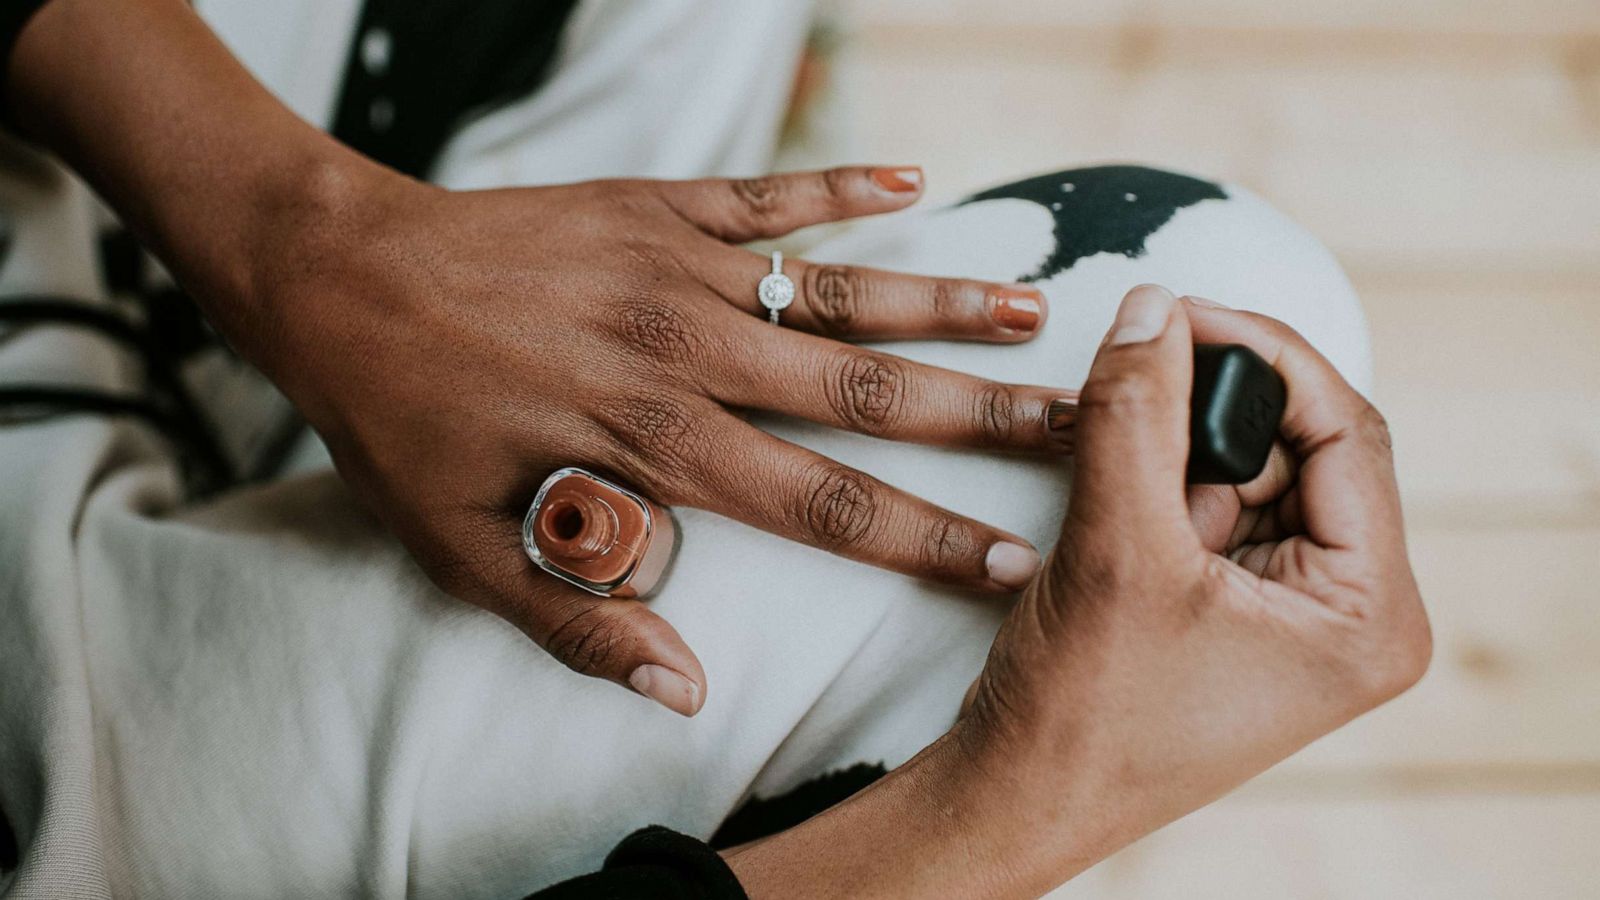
1046,344,1287,484
1186,343,1287,484
522,467,677,598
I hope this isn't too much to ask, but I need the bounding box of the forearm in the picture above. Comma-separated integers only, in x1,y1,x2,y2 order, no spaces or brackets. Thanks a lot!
4,0,385,331
722,731,1117,899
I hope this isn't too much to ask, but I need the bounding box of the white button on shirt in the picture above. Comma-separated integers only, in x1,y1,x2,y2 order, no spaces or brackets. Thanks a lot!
360,26,392,75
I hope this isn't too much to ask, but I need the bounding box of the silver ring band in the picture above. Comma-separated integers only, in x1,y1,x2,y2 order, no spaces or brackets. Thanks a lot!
756,250,796,325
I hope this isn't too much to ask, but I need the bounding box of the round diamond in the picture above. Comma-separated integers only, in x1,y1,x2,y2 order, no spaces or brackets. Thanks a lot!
758,272,795,311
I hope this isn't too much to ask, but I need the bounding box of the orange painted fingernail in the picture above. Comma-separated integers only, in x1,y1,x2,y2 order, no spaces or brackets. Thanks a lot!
989,285,1043,332
870,167,923,193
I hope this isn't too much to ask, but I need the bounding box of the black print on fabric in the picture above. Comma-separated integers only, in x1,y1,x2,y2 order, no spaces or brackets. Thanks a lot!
960,165,1229,283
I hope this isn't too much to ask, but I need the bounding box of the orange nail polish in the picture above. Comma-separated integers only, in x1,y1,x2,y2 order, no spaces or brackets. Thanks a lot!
523,467,677,598
870,167,923,193
989,286,1043,332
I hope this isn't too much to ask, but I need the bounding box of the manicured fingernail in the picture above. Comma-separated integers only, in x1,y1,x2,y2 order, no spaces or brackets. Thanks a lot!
871,166,923,194
989,285,1043,332
1109,284,1176,345
1046,397,1078,450
1184,295,1230,309
629,664,702,717
986,541,1041,590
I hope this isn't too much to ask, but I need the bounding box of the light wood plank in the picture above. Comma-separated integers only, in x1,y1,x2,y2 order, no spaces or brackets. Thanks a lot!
847,0,1600,38
826,5,1600,897
1361,278,1600,521
834,27,1600,274
1273,526,1600,771
1046,791,1600,898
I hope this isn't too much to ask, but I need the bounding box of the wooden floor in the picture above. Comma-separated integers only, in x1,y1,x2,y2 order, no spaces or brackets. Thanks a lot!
826,1,1600,895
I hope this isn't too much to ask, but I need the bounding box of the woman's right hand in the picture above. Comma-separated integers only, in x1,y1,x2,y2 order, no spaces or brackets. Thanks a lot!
726,286,1431,897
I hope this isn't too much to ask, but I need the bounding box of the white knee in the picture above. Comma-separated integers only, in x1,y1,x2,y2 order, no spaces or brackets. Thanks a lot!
808,163,1372,394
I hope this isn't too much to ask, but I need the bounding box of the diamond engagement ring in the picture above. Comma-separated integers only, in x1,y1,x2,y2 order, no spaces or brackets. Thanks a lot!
757,250,795,325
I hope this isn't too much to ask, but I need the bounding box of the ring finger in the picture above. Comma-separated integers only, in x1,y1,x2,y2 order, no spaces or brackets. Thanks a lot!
701,245,1048,343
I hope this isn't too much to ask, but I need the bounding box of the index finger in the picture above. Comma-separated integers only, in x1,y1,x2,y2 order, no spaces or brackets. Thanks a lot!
1182,300,1405,559
656,165,926,244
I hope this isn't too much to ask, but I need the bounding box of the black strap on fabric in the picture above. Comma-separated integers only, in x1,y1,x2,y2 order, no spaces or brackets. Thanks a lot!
527,827,749,900
330,0,580,179
0,298,236,493
98,229,310,484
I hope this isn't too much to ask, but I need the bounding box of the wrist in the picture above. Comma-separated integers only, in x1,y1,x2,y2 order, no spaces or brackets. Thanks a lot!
940,720,1129,896
210,147,429,422
3,0,414,340
214,146,403,335
725,727,1116,899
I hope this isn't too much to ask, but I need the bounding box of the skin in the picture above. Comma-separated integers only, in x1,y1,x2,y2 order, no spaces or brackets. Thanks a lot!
6,0,1068,715
725,287,1431,897
8,2,1432,891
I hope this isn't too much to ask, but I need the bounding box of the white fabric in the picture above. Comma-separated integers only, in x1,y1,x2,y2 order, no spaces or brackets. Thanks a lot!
0,2,1370,897
202,0,815,185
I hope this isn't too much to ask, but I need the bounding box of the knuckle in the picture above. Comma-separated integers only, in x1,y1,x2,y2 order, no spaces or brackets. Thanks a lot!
598,183,662,222
614,297,701,364
820,167,855,210
825,351,906,434
616,235,682,275
1045,539,1122,617
1081,369,1166,419
1360,599,1433,701
972,382,1022,448
599,395,707,488
543,603,628,676
932,280,967,324
795,464,878,548
421,546,477,598
1255,312,1309,345
1355,403,1394,452
1177,576,1224,624
411,515,509,600
916,516,984,581
806,264,865,336
731,176,784,224
1396,610,1435,690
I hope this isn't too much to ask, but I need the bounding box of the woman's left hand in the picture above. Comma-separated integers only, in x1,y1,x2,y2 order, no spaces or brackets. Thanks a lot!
217,159,1067,716
727,288,1432,897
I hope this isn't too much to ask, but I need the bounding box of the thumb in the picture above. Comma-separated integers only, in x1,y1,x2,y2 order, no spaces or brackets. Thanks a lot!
1064,284,1196,546
511,574,707,717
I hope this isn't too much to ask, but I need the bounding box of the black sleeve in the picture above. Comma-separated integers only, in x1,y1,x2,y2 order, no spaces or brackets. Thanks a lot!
525,827,749,900
0,0,51,91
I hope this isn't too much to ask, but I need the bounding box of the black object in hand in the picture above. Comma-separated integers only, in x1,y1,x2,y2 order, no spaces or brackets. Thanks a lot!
1187,344,1286,484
